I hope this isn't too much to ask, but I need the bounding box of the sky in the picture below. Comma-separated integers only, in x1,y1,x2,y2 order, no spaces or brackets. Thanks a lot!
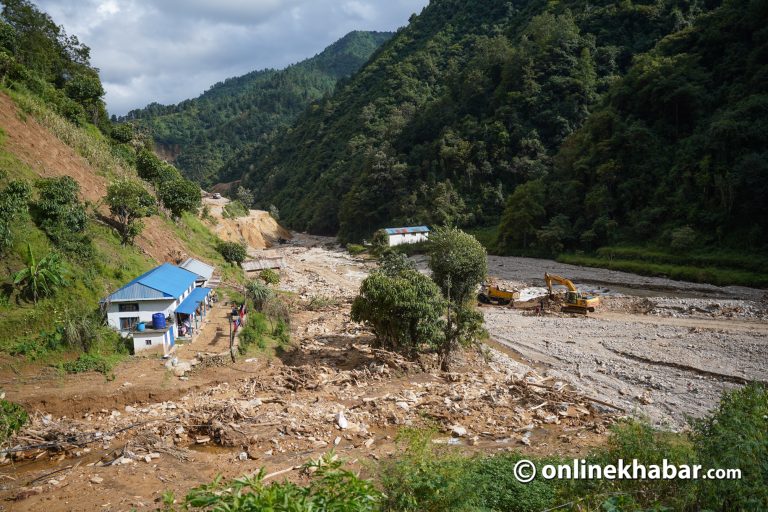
35,0,429,116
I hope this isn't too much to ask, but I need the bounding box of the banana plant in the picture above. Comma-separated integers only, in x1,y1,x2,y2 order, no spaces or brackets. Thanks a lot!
11,244,67,303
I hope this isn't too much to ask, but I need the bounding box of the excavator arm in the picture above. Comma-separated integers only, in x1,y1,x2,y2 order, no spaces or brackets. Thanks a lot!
544,273,577,295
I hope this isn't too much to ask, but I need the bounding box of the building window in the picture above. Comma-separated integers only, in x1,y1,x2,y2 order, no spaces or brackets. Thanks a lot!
119,317,139,330
145,340,152,346
119,303,139,312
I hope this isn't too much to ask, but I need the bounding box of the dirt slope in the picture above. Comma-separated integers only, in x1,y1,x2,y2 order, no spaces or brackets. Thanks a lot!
0,93,195,262
203,196,291,250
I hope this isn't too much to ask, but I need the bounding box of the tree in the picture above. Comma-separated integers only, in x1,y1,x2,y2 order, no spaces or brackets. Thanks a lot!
159,179,201,218
378,252,415,276
351,268,445,357
217,240,247,265
0,178,31,252
105,180,156,245
12,243,67,303
245,279,272,310
34,176,91,257
428,227,487,370
235,186,254,208
496,180,546,252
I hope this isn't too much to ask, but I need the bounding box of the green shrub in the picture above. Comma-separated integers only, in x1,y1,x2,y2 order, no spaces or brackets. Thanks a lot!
159,178,202,219
222,200,249,219
692,383,768,511
0,399,28,443
346,243,366,255
351,268,445,357
217,240,247,264
307,295,340,311
59,352,118,377
245,279,272,310
259,268,280,285
380,429,560,512
272,319,290,345
179,453,381,511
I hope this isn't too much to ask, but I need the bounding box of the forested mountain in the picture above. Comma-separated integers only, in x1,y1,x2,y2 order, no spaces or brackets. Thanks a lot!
222,0,765,258
506,0,768,254
122,31,393,187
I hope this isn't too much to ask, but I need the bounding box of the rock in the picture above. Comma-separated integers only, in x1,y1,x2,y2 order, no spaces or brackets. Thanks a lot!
450,425,467,437
364,438,375,448
144,455,152,463
124,405,137,413
175,426,185,435
334,436,342,446
395,401,409,411
250,398,263,407
90,476,104,484
238,452,248,461
264,449,273,456
335,412,349,430
247,445,260,460
195,436,211,444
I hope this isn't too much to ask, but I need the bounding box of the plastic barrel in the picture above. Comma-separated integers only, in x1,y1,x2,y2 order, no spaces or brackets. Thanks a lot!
136,322,146,332
152,312,167,329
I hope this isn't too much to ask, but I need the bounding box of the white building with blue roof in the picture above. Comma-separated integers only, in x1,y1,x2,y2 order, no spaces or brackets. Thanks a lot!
102,263,212,354
382,226,430,246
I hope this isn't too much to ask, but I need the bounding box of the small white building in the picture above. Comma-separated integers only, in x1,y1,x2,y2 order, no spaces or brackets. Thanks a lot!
179,258,215,288
383,226,430,247
101,263,208,355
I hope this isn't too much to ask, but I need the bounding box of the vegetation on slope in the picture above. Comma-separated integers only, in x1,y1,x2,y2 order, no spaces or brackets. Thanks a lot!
121,30,393,187
0,0,232,366
226,0,710,242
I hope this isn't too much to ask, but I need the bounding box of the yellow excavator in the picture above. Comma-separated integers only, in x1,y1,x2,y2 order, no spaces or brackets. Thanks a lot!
544,273,600,314
477,282,520,305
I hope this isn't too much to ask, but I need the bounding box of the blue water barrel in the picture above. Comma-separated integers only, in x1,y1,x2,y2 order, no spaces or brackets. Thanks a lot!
136,322,146,332
152,313,166,329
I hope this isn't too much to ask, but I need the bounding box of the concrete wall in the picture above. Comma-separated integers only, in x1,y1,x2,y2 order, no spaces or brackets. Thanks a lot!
388,232,429,247
131,330,171,354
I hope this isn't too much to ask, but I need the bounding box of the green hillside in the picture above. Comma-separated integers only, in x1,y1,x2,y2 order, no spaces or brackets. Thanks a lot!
0,0,229,363
227,0,715,241
213,0,767,277
122,30,393,187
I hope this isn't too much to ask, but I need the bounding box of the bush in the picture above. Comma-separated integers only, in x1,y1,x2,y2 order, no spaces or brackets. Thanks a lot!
217,240,247,264
0,179,31,253
245,279,272,310
380,430,560,512
59,352,117,377
223,200,248,219
351,268,445,357
259,268,280,285
272,319,290,345
307,295,340,311
377,252,415,276
0,399,28,443
692,383,768,511
346,243,366,255
669,226,698,252
179,453,381,511
159,178,202,219
34,176,92,256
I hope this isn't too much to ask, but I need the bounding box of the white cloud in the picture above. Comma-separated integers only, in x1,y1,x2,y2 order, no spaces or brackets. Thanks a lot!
34,0,429,115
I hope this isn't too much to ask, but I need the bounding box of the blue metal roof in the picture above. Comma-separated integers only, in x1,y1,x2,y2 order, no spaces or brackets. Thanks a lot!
176,287,211,315
104,263,198,302
383,226,430,235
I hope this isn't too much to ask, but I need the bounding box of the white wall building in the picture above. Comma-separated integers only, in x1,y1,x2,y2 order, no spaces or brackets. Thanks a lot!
383,226,430,247
101,263,199,355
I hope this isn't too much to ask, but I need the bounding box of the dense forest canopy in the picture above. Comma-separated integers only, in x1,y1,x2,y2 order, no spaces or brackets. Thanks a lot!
0,0,109,129
209,0,765,258
122,31,393,187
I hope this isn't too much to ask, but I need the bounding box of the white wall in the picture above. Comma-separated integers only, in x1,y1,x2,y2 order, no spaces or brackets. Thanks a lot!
131,330,170,354
388,232,429,247
105,283,195,339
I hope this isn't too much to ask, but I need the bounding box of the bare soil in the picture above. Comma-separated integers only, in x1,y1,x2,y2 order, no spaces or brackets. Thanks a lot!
0,233,766,510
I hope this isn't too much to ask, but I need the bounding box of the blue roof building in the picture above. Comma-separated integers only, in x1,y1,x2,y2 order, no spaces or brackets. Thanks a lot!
381,226,430,247
103,263,213,355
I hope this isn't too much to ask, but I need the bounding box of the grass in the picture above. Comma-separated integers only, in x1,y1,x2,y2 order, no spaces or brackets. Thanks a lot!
558,251,768,288
0,398,28,443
